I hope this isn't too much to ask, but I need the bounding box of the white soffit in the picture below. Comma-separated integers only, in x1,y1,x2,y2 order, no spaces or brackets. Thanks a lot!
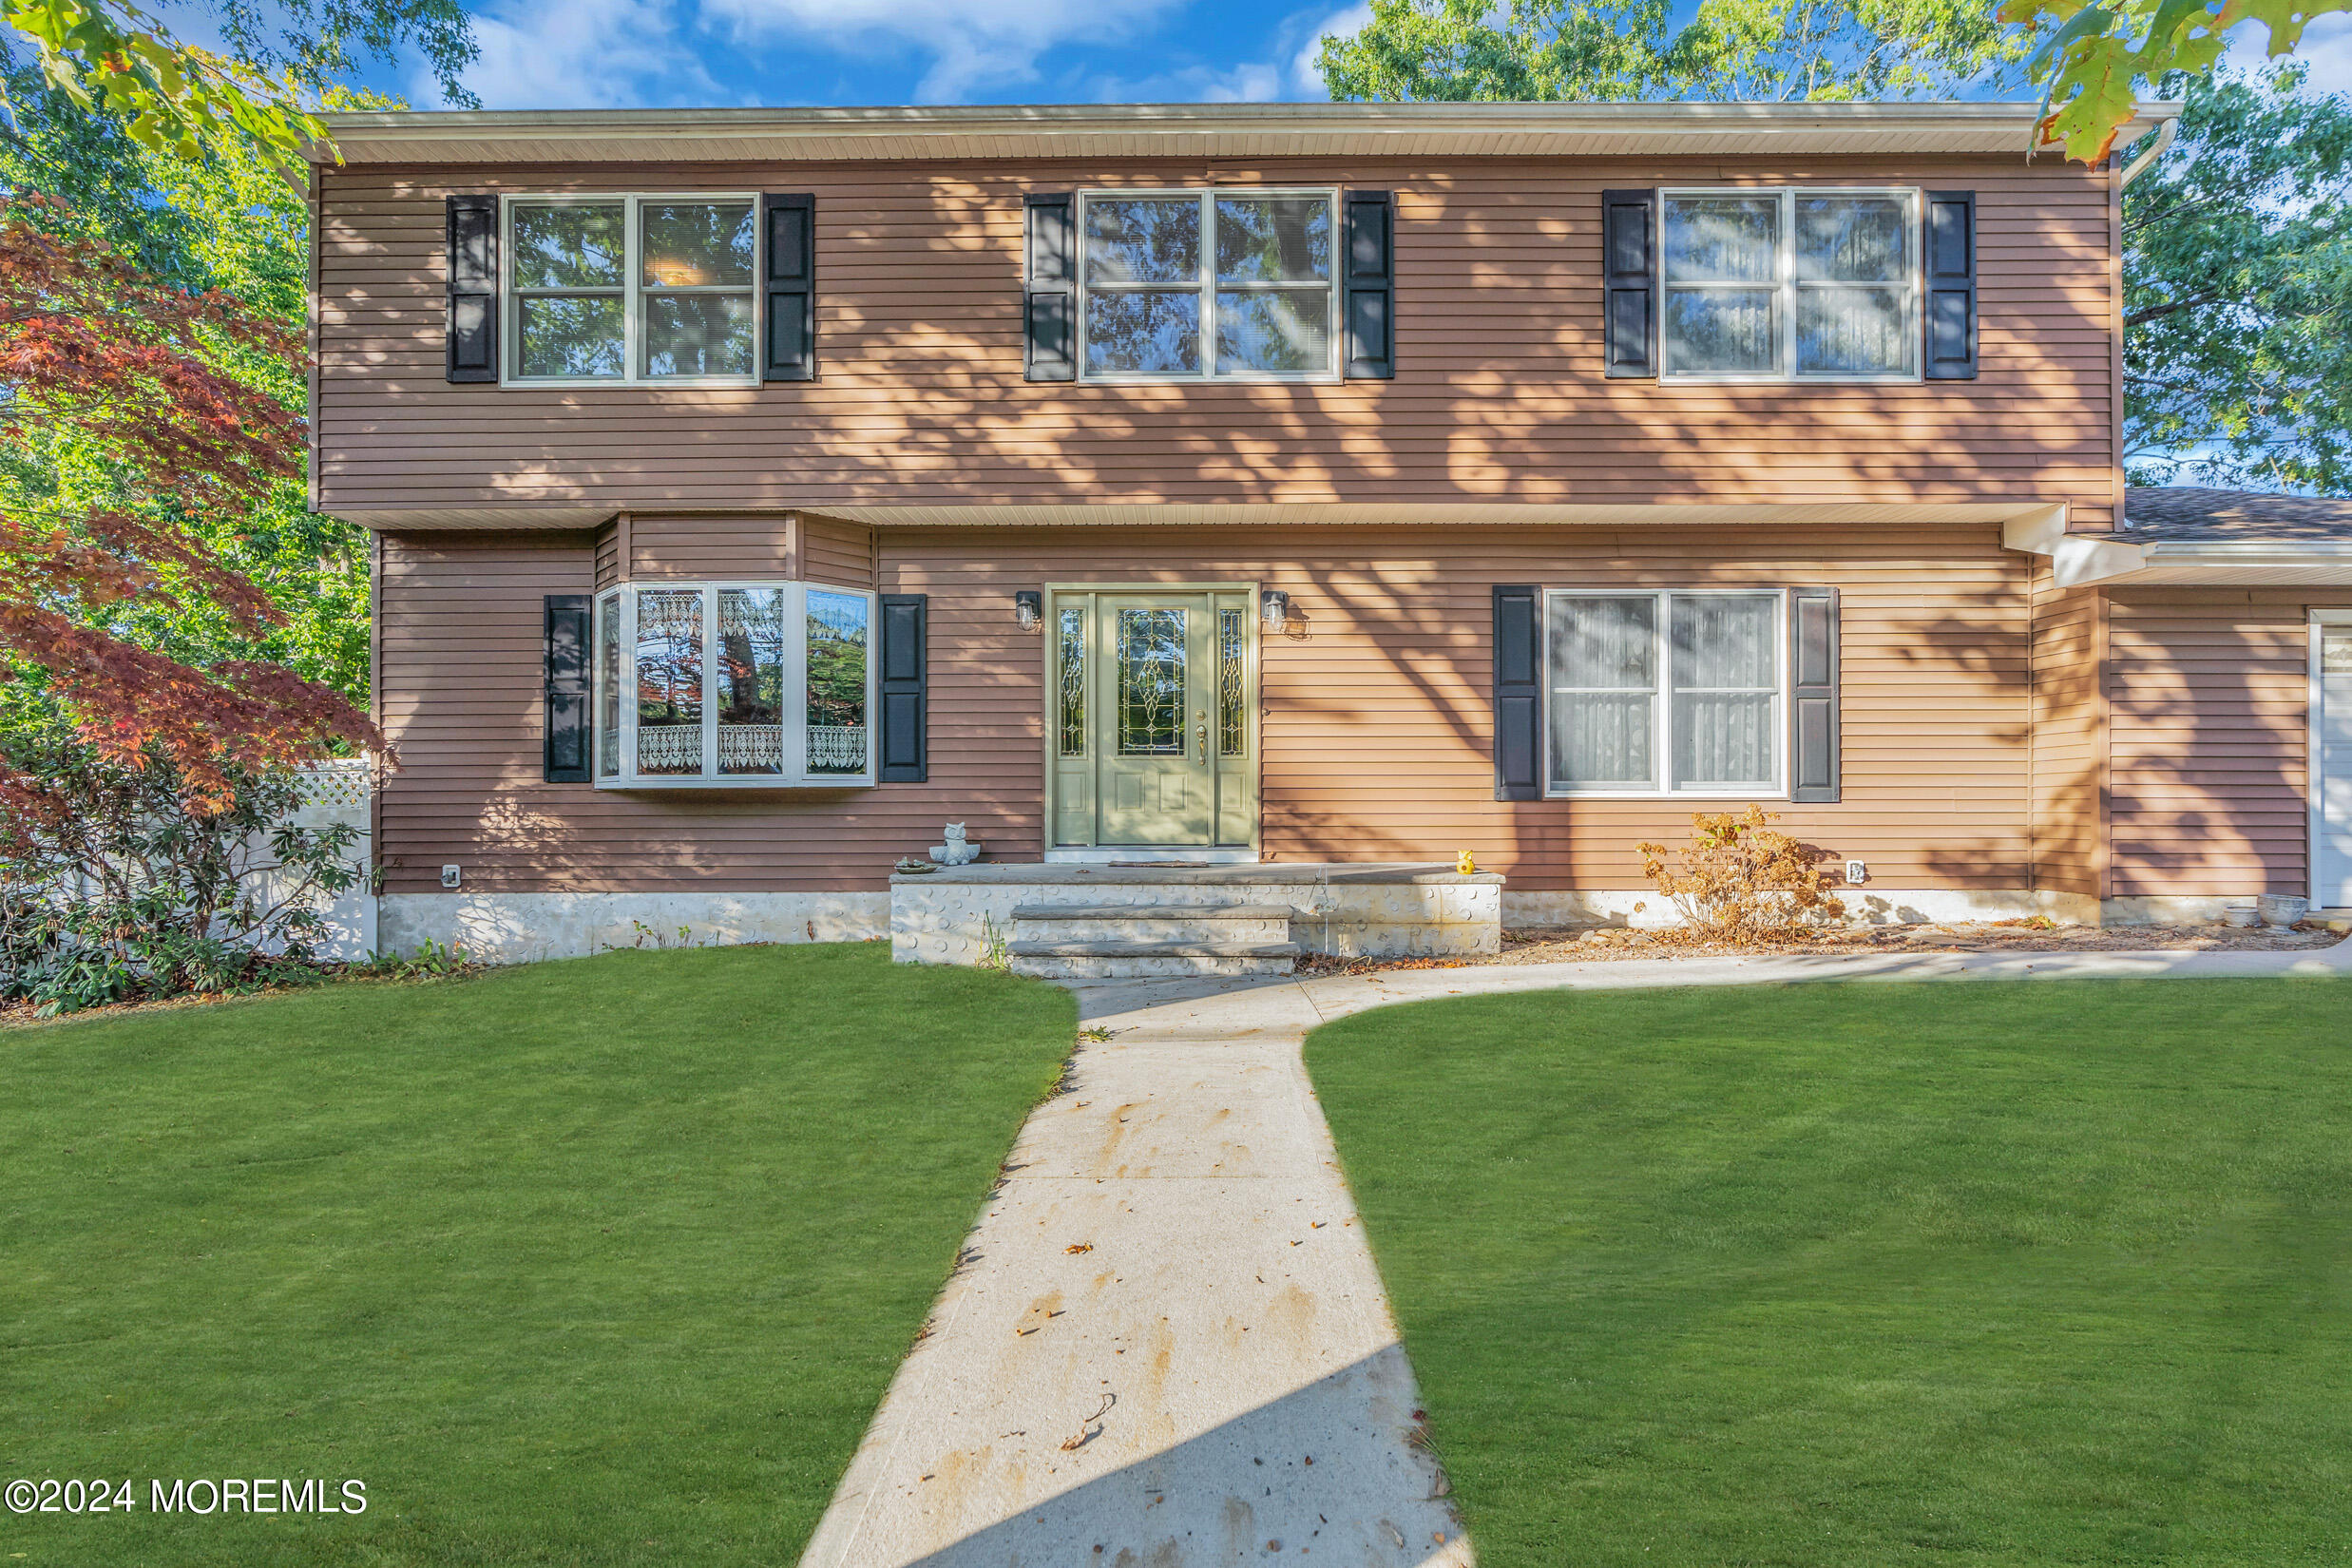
339,506,619,530
312,101,2181,166
345,501,2049,532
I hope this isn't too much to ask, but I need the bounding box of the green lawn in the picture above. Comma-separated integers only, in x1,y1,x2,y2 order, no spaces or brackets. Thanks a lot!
1305,977,2352,1567
0,944,1075,1566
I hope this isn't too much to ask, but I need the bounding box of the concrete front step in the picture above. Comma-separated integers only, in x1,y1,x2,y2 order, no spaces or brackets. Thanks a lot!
1006,939,1300,980
1011,901,1297,946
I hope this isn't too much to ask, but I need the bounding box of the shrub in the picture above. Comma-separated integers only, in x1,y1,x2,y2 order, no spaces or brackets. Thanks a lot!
0,724,363,1014
1635,806,1846,947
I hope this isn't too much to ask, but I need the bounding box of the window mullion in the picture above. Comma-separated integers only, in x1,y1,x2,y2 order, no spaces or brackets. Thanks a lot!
1779,190,1795,380
624,195,641,387
786,583,810,785
1201,190,1215,381
1655,592,1673,794
700,584,717,778
621,586,638,783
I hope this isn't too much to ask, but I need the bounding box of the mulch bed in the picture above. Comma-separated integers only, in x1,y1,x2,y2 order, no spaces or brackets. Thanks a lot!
1294,919,2346,977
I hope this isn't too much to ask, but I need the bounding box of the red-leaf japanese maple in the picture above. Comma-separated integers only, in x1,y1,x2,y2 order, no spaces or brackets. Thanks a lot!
0,194,383,813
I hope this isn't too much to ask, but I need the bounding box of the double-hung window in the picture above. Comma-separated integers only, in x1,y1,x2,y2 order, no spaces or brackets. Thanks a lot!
1661,188,1919,381
507,195,758,385
593,582,875,787
1079,189,1338,380
1545,591,1784,797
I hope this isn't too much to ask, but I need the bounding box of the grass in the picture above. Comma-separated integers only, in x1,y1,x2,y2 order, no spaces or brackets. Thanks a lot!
1304,977,2352,1567
0,944,1076,1566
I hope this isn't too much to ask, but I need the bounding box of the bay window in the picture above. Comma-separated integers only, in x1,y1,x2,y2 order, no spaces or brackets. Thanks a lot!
1661,188,1919,381
507,195,758,385
594,582,874,787
1545,591,1784,796
1079,189,1338,380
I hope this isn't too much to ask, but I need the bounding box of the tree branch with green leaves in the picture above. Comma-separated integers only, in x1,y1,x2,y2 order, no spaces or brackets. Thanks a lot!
2,0,475,173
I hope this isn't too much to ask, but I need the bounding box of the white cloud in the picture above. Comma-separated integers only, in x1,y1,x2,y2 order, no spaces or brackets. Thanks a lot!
1292,3,1369,95
700,0,1187,101
1085,2,1366,105
428,0,723,110
2225,12,2352,98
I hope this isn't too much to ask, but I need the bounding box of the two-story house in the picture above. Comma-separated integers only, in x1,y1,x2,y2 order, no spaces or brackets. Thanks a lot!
307,99,2352,969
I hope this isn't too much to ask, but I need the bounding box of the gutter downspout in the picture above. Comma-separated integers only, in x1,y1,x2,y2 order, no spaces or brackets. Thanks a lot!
2119,114,2178,187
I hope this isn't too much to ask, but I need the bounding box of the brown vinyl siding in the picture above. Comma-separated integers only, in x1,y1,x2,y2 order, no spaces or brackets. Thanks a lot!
593,521,619,591
2105,589,2349,898
375,521,2033,896
317,156,2118,526
2028,569,2106,896
802,512,876,589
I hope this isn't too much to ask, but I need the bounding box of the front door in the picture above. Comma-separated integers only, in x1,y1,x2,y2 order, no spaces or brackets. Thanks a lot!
1049,588,1256,849
2318,619,2352,907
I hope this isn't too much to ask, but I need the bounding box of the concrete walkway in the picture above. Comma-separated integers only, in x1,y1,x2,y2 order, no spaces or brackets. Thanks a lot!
799,937,2351,1568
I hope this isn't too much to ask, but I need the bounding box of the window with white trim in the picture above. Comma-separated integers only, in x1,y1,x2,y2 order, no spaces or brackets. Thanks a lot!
1661,188,1919,381
1544,591,1784,796
1078,189,1338,380
593,582,874,787
507,196,758,385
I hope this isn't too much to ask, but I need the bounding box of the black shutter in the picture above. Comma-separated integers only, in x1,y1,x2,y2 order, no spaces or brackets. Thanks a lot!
1344,189,1395,379
879,594,927,783
447,194,498,384
763,193,816,382
543,594,591,783
1923,190,1977,381
1023,194,1076,382
1788,587,1840,803
1493,585,1540,802
1601,188,1656,379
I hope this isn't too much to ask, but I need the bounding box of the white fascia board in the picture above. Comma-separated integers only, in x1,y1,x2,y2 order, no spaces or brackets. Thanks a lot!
2006,510,2352,584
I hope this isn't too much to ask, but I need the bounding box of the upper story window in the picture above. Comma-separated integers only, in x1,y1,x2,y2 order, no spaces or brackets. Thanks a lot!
507,196,757,386
594,582,873,788
1661,189,1919,382
1078,189,1338,381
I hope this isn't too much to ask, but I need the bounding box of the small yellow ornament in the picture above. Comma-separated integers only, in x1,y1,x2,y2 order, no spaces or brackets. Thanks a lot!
1456,849,1476,874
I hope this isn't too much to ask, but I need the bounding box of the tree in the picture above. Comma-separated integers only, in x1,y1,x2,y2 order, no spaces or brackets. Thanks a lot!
2123,65,2352,490
2,0,475,173
1316,0,2026,104
0,59,374,703
0,195,381,813
2002,0,2352,162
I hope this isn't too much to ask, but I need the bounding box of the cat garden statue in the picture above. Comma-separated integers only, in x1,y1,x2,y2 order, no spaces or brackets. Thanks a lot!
928,821,982,867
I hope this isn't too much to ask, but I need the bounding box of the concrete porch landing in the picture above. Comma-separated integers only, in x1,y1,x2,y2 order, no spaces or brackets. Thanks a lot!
890,862,1502,967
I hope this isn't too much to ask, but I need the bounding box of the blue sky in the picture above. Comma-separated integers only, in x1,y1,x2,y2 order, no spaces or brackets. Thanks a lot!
376,0,1374,110
314,0,2350,112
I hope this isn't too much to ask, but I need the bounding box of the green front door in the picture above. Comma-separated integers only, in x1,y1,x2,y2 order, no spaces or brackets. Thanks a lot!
1098,594,1214,844
1049,588,1256,849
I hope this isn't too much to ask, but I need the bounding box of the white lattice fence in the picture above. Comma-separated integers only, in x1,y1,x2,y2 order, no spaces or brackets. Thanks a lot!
266,760,374,959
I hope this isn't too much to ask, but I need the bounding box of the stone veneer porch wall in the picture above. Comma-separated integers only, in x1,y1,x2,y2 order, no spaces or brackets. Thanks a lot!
889,864,1503,966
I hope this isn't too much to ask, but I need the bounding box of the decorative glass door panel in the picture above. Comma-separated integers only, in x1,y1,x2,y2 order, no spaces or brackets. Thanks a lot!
1051,589,1257,848
2320,623,2352,907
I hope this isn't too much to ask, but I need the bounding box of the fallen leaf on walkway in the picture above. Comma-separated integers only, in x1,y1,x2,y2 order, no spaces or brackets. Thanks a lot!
1065,1242,1093,1253
1059,1391,1117,1451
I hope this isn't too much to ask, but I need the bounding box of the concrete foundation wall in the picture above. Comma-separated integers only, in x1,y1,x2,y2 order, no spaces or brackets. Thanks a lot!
1503,887,2106,930
378,891,889,965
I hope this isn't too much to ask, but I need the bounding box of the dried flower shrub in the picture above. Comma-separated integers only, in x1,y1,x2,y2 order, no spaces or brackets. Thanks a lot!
1635,806,1846,947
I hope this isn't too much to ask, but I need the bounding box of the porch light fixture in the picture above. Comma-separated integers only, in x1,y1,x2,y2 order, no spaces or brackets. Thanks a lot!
1013,590,1042,630
1261,589,1290,631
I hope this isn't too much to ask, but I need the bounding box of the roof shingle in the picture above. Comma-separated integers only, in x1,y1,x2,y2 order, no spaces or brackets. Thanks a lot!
2122,487,2352,542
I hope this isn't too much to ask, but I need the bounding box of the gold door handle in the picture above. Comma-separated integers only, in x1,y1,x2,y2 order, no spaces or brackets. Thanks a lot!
1195,711,1208,763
